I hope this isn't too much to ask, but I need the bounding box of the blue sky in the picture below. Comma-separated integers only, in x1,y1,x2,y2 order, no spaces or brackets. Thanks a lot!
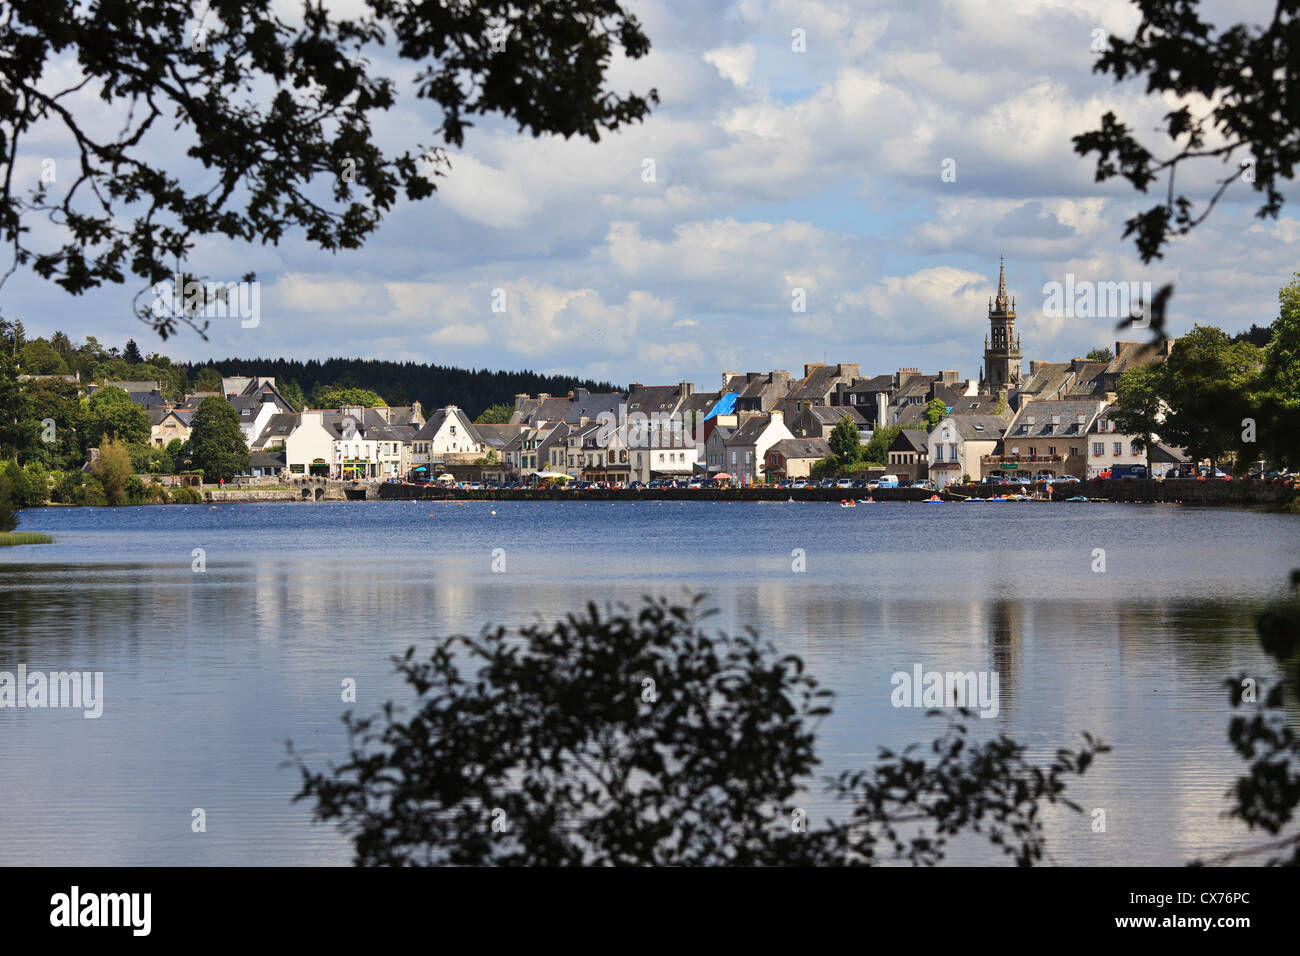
5,0,1293,388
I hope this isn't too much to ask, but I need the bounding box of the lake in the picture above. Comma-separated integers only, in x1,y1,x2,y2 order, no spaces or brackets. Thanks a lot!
1,499,1297,865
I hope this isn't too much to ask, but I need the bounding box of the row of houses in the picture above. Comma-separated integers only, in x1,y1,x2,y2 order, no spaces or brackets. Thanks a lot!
87,347,1183,487
76,262,1189,485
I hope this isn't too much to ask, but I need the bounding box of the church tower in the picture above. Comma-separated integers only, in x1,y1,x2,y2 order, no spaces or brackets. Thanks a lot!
980,256,1022,393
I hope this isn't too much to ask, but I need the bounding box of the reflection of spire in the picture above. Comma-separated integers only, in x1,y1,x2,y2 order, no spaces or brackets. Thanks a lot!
994,255,1010,313
988,599,1023,722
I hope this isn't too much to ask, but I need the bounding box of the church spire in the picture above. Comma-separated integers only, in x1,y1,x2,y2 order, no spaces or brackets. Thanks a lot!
994,254,1010,313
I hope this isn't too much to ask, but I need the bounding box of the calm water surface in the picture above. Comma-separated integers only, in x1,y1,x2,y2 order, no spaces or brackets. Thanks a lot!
1,499,1297,865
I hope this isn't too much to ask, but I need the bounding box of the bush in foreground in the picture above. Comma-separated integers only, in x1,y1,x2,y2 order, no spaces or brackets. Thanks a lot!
293,596,1107,866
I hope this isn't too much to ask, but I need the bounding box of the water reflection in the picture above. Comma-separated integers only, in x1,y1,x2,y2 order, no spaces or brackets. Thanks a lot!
0,501,1296,865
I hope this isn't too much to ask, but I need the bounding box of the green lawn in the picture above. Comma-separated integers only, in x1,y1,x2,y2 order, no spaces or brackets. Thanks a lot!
0,532,53,547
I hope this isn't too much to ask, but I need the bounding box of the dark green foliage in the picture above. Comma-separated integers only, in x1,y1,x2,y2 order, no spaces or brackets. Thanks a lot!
829,416,863,465
0,482,14,532
278,380,305,413
82,386,151,450
293,596,1106,866
923,398,947,430
169,486,204,505
1109,362,1164,472
185,356,615,420
1075,1,1300,263
0,0,656,337
863,425,901,465
475,403,514,425
1206,574,1300,866
22,378,82,470
310,385,387,409
188,398,249,482
1158,325,1261,470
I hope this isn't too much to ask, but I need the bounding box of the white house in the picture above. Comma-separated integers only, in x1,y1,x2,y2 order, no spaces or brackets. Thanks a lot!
284,412,335,477
927,415,1005,489
722,411,794,484
408,406,484,476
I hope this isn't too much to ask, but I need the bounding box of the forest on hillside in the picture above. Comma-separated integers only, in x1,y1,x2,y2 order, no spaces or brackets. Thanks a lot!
6,322,617,419
181,357,618,418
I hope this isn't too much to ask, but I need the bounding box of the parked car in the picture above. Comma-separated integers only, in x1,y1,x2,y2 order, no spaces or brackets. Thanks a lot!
776,479,793,488
1109,464,1148,480
1054,475,1080,483
910,479,935,490
791,479,809,489
835,478,853,489
687,479,703,489
874,474,901,489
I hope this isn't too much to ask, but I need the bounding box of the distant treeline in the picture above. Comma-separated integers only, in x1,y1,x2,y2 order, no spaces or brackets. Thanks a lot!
181,357,619,418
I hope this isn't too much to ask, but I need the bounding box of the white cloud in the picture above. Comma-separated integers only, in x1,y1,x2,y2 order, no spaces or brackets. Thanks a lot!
704,44,757,86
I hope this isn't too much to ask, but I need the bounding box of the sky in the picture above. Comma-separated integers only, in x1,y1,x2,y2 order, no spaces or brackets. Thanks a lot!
4,0,1294,390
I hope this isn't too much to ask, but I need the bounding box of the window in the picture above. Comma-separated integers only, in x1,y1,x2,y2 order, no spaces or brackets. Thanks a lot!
1048,446,1056,456
1131,443,1140,456
1113,442,1122,456
1092,442,1103,456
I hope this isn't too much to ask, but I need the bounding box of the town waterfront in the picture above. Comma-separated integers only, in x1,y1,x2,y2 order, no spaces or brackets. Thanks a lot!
1,499,1297,866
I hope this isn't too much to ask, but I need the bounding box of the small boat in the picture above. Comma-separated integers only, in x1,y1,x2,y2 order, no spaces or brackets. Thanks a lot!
1065,495,1090,502
840,499,855,508
924,495,943,502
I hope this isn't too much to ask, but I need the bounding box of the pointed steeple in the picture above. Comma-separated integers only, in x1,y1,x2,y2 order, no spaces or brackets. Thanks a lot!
994,254,1010,313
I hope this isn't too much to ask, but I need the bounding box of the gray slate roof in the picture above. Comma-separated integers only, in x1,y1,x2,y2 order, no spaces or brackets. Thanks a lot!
767,437,832,460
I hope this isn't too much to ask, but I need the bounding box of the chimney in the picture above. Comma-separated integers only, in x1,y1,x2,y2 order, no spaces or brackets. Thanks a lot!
939,369,959,385
1051,413,1061,426
770,409,784,425
803,363,826,378
838,363,861,380
896,367,922,388
678,381,693,397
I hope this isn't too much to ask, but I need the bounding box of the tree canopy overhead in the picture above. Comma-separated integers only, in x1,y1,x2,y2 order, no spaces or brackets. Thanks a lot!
1075,0,1300,264
0,0,658,337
